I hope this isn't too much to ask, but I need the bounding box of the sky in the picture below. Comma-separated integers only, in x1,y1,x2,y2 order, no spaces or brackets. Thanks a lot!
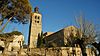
29,0,100,32
2,0,100,44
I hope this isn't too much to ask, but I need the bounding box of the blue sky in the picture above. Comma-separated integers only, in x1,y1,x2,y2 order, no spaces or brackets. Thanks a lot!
29,0,100,31
3,0,100,44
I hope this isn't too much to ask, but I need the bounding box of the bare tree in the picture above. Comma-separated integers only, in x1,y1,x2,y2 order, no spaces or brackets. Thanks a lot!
75,15,98,56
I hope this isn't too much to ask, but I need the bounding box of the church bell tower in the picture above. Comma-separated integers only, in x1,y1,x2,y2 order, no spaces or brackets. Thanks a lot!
28,7,42,48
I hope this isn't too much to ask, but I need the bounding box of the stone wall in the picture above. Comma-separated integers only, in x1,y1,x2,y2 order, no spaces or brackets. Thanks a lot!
0,47,95,56
30,47,95,56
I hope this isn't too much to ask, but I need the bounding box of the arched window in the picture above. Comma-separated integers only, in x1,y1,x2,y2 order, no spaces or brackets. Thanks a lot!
35,20,36,23
35,16,37,19
38,16,40,19
37,21,39,23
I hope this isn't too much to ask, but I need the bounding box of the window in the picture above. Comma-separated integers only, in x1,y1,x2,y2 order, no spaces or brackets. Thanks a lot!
38,16,40,19
18,41,20,43
35,16,37,19
35,20,36,22
37,21,39,23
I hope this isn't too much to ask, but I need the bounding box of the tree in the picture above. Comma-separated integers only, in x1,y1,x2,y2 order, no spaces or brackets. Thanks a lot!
75,15,97,56
92,42,100,55
37,31,45,48
0,0,32,32
66,31,79,47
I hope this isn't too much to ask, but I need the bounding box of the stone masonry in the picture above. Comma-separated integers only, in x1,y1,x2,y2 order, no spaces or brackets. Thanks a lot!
28,7,42,48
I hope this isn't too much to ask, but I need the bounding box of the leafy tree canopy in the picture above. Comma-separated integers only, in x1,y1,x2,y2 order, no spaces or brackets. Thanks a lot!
0,0,32,24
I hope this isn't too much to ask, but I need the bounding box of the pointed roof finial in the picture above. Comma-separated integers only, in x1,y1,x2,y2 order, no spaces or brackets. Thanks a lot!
34,7,39,13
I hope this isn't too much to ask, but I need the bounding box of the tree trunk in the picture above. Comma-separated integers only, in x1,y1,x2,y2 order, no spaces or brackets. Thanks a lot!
77,39,87,56
0,17,12,32
92,42,100,56
79,44,87,56
0,19,3,26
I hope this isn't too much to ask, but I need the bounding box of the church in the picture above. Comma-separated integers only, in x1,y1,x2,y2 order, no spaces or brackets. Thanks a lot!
28,7,83,48
28,7,79,48
27,7,95,56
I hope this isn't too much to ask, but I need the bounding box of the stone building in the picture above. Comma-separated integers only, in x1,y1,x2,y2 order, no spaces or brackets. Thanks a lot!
43,32,54,37
0,31,24,52
8,35,24,51
44,26,79,47
28,7,42,48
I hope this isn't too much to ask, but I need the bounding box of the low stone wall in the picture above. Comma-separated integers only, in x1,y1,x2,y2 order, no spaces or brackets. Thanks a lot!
0,47,95,56
30,47,95,56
